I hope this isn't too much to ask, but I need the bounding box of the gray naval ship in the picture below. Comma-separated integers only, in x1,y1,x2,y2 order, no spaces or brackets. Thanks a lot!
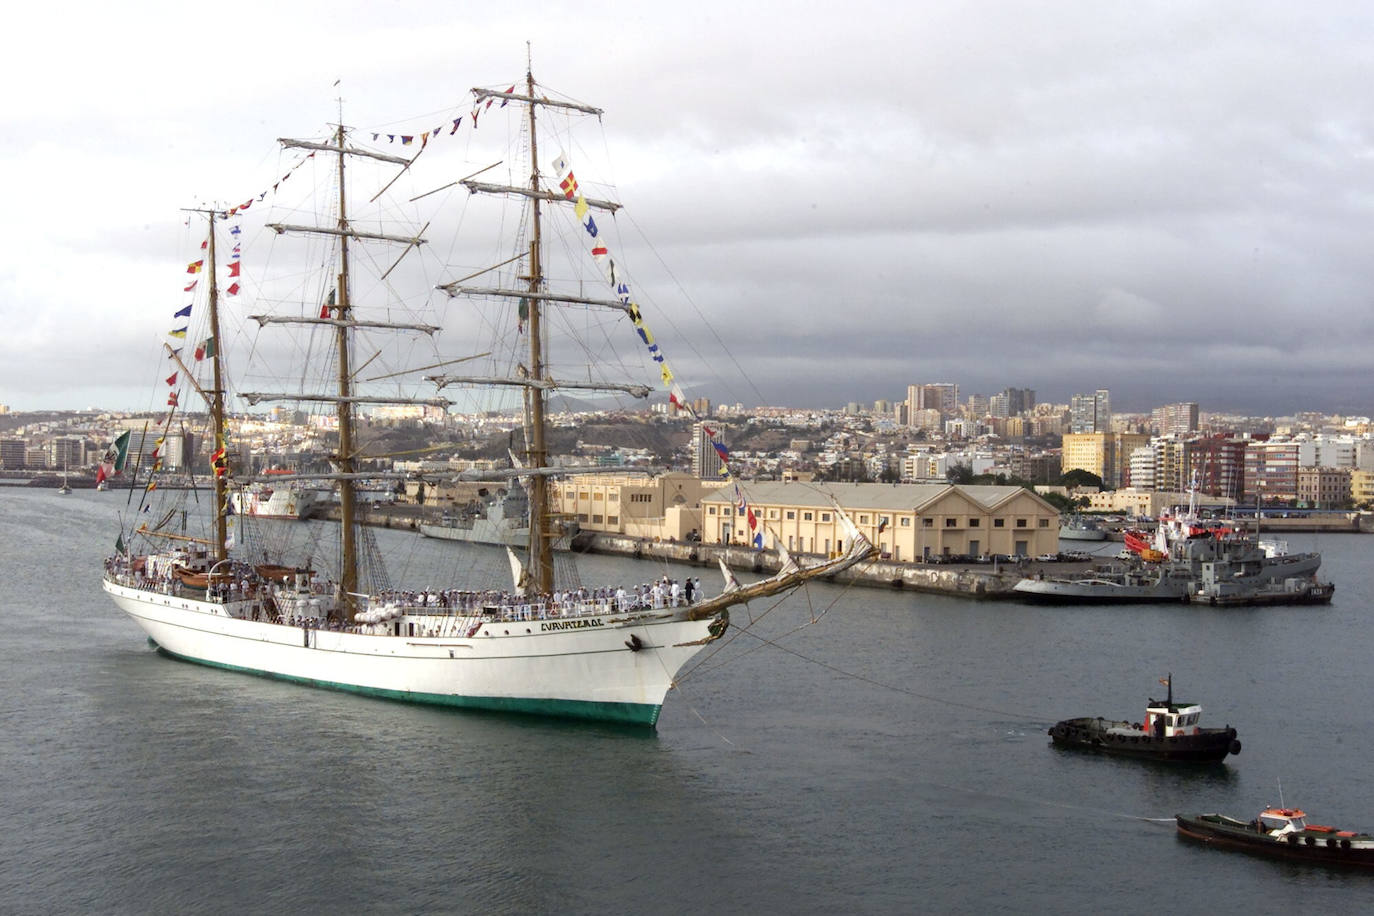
1013,531,1325,604
418,485,534,547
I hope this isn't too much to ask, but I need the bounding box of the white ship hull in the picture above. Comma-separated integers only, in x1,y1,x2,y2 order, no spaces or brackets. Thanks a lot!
230,487,316,520
102,577,723,725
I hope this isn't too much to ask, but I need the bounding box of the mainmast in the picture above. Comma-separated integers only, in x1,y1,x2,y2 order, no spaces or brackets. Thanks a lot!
242,122,431,623
332,122,360,607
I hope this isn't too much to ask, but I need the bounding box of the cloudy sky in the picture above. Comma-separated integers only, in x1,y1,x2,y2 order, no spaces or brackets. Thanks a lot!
3,1,1373,417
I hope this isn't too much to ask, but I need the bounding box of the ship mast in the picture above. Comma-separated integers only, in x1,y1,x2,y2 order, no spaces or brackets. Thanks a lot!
241,121,433,623
333,121,360,606
431,68,650,595
179,208,230,565
524,65,554,595
206,217,229,564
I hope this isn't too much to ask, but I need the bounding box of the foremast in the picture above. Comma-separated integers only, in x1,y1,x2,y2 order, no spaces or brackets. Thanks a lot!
522,65,554,595
436,68,629,596
170,208,230,566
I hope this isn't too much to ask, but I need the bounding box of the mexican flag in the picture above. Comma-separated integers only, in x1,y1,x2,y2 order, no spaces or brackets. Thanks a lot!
96,430,132,483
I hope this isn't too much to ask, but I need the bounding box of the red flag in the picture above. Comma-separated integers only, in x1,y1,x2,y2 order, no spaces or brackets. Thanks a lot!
186,259,204,274
227,282,240,296
184,280,198,292
227,261,240,277
167,392,179,406
320,304,331,318
200,239,208,250
165,372,177,386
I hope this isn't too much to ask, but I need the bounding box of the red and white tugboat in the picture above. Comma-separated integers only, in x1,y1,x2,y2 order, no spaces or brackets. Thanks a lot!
1047,676,1241,762
1177,806,1374,867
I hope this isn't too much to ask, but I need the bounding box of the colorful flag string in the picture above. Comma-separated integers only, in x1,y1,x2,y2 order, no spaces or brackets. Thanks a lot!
551,151,765,549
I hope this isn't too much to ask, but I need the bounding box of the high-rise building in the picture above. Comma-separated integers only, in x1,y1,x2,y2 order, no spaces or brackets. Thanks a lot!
1070,389,1111,434
691,422,724,480
1152,402,1199,436
1001,387,1036,417
906,383,958,424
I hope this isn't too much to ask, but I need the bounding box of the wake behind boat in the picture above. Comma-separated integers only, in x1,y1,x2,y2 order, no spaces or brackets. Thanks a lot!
100,64,877,726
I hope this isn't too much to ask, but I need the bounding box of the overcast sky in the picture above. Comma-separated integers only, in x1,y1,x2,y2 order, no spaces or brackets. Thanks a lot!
3,1,1373,417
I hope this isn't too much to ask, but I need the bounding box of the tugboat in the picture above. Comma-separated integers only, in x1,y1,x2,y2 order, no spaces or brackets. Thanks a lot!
1047,676,1241,762
1176,806,1374,867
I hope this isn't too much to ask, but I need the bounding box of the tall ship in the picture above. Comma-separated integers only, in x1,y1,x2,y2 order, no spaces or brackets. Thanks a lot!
100,64,877,726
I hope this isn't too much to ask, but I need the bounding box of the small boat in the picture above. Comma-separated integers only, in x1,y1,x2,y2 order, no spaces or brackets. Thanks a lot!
1047,676,1240,762
1176,807,1374,867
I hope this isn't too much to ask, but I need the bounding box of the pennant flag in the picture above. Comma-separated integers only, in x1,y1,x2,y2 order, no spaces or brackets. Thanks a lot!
166,392,179,407
194,337,216,361
500,85,515,106
115,533,126,554
173,304,192,319
184,280,198,292
200,239,208,250
168,347,182,359
230,224,241,236
186,260,204,274
227,282,240,296
227,261,240,277
168,327,187,339
668,384,687,410
165,372,177,386
211,445,228,478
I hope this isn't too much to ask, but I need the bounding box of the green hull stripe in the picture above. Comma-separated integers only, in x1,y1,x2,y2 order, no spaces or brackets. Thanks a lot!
150,642,662,727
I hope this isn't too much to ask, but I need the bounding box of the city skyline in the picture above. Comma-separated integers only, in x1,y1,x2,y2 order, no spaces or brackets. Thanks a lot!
4,4,1374,416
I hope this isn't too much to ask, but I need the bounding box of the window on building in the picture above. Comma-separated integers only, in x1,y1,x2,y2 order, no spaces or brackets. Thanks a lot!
859,514,869,524
994,518,1005,528
708,506,717,515
1016,518,1027,528
1038,518,1049,527
922,518,933,528
609,493,618,501
607,516,618,525
945,518,957,527
592,515,603,523
786,510,796,520
803,511,813,521
969,518,980,527
821,512,831,522
901,517,911,527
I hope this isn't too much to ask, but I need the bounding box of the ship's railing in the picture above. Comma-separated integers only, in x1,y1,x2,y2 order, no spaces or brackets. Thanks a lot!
367,589,701,623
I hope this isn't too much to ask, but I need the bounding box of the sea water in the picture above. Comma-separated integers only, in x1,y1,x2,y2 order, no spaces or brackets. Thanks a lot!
2,486,1374,913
